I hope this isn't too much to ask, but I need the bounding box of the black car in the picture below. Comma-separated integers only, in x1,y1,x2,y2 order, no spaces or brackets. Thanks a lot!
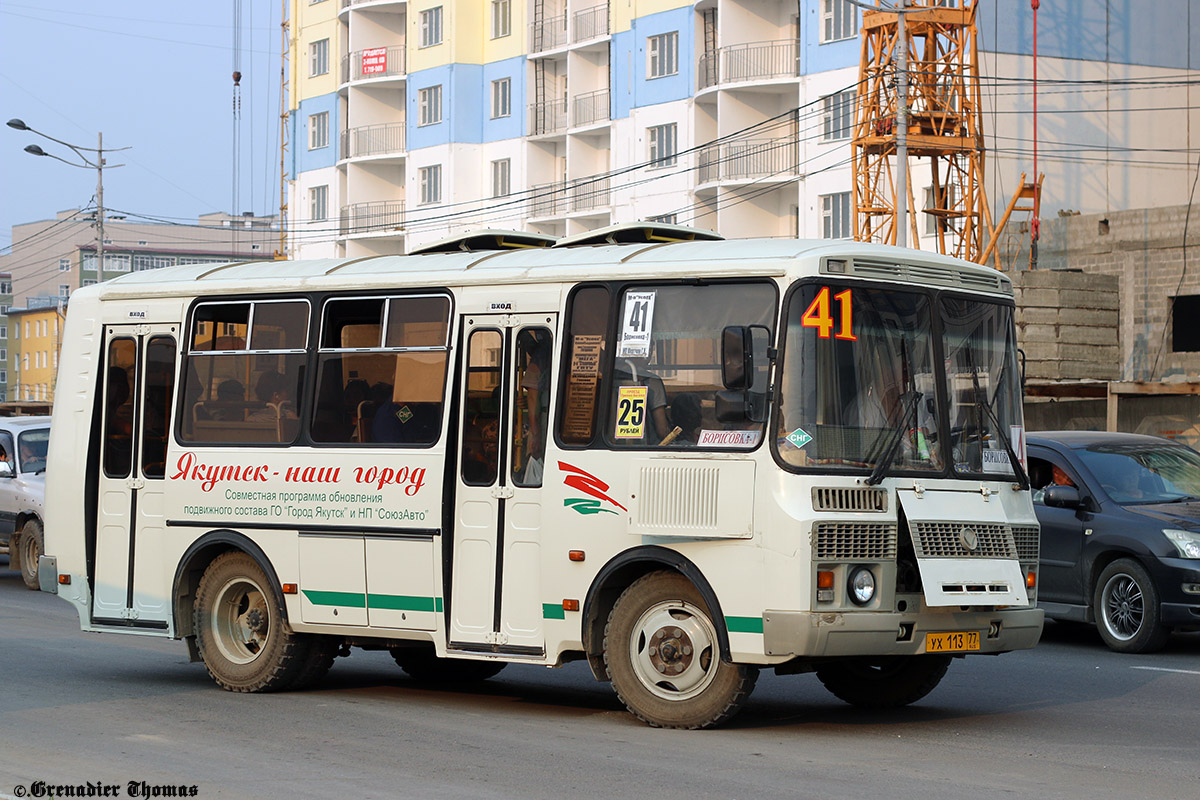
1028,431,1200,652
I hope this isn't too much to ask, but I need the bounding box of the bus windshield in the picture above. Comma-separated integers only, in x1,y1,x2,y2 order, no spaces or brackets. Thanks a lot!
775,283,1023,479
776,284,942,472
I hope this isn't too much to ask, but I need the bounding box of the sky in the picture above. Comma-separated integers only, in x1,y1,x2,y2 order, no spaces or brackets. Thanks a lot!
0,1,284,249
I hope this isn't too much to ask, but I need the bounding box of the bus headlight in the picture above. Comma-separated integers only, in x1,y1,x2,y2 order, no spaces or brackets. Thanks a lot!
848,567,876,606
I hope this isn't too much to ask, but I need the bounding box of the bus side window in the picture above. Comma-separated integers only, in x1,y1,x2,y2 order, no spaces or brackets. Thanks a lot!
140,336,176,479
558,286,610,446
513,328,552,487
104,339,136,477
462,330,502,484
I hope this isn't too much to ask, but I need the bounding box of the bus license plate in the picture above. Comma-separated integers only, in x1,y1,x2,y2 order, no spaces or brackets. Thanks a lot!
925,631,980,653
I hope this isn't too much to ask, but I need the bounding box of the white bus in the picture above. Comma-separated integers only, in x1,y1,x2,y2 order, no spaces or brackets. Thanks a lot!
41,224,1042,729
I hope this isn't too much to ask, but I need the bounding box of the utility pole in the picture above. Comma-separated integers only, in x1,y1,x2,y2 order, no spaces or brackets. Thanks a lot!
894,0,909,248
7,119,128,277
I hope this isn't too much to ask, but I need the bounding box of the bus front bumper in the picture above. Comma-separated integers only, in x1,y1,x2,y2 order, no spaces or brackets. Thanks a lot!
760,607,1044,658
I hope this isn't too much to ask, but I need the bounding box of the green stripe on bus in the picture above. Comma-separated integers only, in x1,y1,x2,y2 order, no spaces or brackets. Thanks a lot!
726,616,764,634
303,591,444,613
542,603,566,620
302,590,366,608
367,594,440,612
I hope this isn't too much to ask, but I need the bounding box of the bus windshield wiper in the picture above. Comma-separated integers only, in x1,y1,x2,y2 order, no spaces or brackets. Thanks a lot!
865,390,922,486
973,392,1030,490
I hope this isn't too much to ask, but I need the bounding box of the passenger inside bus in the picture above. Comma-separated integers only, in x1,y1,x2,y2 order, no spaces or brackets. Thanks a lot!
248,370,297,421
668,393,704,445
612,356,670,442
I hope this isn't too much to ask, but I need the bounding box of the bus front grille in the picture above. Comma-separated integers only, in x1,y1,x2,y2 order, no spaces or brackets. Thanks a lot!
813,522,898,561
910,522,1017,559
1011,525,1040,564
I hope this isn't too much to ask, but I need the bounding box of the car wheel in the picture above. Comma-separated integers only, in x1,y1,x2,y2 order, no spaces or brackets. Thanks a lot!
18,519,43,591
1093,558,1170,654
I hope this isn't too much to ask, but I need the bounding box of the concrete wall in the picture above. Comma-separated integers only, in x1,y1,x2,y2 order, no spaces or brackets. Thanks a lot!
1011,268,1120,381
1002,204,1200,382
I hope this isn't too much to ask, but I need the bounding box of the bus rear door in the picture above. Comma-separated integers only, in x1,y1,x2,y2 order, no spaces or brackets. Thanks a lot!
92,325,178,629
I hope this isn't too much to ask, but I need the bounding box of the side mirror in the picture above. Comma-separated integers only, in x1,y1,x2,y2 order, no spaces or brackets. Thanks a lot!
721,326,753,390
0,461,12,479
1044,484,1082,510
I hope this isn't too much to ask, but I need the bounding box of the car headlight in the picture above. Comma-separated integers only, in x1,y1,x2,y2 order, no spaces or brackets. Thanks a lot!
848,567,876,605
1163,529,1200,559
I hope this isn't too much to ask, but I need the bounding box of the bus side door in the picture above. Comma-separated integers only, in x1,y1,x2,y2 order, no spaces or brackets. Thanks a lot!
92,325,178,628
449,315,556,655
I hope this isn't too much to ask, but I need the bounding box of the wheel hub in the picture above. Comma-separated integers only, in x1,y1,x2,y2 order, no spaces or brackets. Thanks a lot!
648,626,694,675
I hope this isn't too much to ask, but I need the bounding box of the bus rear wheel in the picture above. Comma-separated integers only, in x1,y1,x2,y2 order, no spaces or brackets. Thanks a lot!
194,551,321,692
816,655,951,708
603,571,758,729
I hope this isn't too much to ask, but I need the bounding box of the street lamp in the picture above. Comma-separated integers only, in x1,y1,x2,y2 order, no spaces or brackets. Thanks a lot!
7,118,129,277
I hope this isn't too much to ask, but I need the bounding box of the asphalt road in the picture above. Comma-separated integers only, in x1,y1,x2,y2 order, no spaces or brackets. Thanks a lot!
2,557,1198,800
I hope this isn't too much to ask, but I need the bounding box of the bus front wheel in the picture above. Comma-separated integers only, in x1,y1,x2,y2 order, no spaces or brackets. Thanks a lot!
816,655,951,708
603,571,758,729
194,551,323,692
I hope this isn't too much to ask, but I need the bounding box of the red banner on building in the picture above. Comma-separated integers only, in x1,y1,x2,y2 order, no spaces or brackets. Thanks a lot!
362,47,387,76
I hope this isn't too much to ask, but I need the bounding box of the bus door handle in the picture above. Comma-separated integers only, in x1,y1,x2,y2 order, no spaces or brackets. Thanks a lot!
125,478,146,491
491,486,515,499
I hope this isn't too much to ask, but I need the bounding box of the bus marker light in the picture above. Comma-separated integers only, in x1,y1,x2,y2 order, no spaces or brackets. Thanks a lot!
562,599,579,612
569,550,585,562
817,571,834,589
282,583,298,594
1025,572,1036,589
58,574,70,585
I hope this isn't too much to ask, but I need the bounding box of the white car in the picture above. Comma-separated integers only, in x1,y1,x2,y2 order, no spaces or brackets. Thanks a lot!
0,415,50,590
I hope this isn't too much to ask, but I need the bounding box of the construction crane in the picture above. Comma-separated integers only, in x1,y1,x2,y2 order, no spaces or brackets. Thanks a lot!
851,0,1041,268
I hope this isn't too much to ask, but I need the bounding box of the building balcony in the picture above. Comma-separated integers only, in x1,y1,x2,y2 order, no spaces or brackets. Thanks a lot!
697,137,799,185
342,45,407,87
529,14,568,54
341,0,407,11
572,4,610,44
340,122,407,161
529,181,568,219
570,176,611,213
571,89,610,128
339,200,406,238
697,39,801,91
529,98,569,137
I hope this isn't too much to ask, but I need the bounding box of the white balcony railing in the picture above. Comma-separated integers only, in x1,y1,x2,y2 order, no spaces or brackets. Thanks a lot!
571,88,610,127
570,176,611,212
529,14,568,53
340,200,405,237
572,4,609,42
697,137,799,184
698,40,801,90
340,122,406,160
342,45,407,84
529,181,568,218
529,98,569,136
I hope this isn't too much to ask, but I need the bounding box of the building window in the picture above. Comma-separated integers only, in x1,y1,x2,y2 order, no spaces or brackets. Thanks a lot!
491,0,511,39
58,258,71,272
133,255,175,271
419,164,442,205
310,185,329,222
83,279,98,287
1,327,7,339
420,6,443,48
0,306,7,317
822,192,852,239
309,38,329,77
59,285,70,298
0,350,5,361
821,0,859,43
647,213,678,224
1173,296,1200,351
648,123,678,168
648,32,679,79
104,254,131,273
0,280,9,294
309,111,329,149
491,159,511,198
419,85,443,126
491,78,511,119
0,372,6,384
822,90,856,141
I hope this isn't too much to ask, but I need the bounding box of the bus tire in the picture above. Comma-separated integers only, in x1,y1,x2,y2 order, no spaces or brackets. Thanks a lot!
194,551,312,692
816,655,951,708
17,519,43,591
603,570,758,729
286,636,340,690
390,649,507,682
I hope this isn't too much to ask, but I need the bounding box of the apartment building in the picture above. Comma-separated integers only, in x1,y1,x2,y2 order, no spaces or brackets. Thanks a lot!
0,210,277,403
286,0,1198,258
